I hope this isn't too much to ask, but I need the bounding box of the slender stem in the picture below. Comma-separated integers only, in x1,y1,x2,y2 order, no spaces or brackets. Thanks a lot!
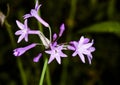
39,58,48,85
5,21,27,85
46,66,51,85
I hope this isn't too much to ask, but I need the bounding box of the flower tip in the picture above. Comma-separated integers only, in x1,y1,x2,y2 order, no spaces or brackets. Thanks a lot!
13,49,19,57
59,23,65,37
33,53,42,62
53,33,57,41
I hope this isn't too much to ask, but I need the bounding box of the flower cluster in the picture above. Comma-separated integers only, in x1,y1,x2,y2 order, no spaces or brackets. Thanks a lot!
13,0,95,64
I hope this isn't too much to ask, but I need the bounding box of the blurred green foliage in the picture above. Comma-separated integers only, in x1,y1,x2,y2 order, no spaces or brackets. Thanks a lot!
0,0,120,85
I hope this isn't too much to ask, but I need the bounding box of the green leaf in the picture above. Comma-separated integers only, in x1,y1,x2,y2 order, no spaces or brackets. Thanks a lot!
79,21,120,36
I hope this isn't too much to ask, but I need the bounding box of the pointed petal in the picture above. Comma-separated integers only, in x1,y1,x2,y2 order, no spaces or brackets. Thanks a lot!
82,49,91,55
36,5,41,12
70,41,78,48
15,30,22,35
88,47,95,52
83,42,93,49
25,34,28,42
48,55,55,64
87,56,92,64
45,50,52,54
56,55,61,64
24,19,28,29
17,34,25,43
79,36,85,45
83,38,90,44
60,51,67,57
78,53,85,63
68,45,75,50
23,14,32,19
35,0,39,9
16,20,24,29
72,51,77,56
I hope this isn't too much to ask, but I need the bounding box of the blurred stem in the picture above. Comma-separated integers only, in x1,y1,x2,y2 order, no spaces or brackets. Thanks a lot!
5,20,27,85
60,0,77,85
90,0,97,10
39,58,48,85
107,0,116,19
46,66,51,85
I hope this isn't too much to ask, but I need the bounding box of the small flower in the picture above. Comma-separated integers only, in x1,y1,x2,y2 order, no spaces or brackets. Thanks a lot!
45,42,67,64
13,43,37,56
15,19,30,43
23,0,49,27
68,36,95,64
33,53,42,62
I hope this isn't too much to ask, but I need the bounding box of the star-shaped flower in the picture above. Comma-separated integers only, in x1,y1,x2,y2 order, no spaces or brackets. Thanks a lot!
45,42,67,64
15,19,30,43
68,36,95,64
23,0,49,27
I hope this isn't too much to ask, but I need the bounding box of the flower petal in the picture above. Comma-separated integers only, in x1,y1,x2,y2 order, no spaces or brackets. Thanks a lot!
78,53,85,63
17,34,25,43
15,30,22,35
48,55,55,64
16,20,24,29
23,14,32,19
56,55,61,64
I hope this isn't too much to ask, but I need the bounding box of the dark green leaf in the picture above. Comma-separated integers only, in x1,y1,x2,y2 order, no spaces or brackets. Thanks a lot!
79,21,120,36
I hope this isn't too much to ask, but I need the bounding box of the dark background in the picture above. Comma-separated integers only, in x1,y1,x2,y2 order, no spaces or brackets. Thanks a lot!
0,0,120,85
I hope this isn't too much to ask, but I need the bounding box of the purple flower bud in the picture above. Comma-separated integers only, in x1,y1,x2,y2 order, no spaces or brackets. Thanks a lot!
59,24,65,37
13,43,37,56
33,53,42,62
53,33,57,41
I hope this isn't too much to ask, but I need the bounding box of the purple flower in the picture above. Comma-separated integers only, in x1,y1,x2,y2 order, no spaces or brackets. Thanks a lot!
33,53,42,62
45,42,67,64
68,36,95,64
13,43,37,56
23,0,49,27
15,19,30,43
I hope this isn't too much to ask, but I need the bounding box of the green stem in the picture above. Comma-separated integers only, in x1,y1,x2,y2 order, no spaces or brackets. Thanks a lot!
39,58,48,85
5,21,27,85
46,66,51,85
